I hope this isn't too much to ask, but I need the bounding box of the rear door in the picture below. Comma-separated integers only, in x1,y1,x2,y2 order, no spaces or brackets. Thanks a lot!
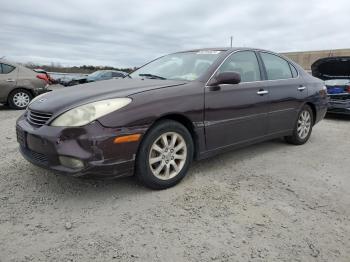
204,50,270,151
0,63,17,101
258,52,307,134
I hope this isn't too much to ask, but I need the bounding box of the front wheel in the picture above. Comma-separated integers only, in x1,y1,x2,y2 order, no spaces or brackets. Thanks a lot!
285,105,313,145
135,120,194,189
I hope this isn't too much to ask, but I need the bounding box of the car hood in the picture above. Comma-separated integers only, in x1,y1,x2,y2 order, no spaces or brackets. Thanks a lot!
29,78,187,113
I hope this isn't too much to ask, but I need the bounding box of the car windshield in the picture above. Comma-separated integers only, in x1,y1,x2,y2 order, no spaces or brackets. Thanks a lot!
129,51,222,81
325,79,350,86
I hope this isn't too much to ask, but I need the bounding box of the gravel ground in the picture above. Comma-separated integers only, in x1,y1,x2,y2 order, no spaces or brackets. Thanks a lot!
0,106,349,262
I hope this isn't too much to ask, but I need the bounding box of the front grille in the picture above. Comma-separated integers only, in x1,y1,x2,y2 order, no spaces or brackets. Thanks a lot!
20,146,49,165
26,110,52,127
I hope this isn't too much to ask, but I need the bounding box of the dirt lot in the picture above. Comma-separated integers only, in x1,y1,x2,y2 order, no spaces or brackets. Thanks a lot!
0,107,349,262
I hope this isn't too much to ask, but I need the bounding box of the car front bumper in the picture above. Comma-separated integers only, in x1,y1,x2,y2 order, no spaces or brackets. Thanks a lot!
328,95,350,115
16,114,147,178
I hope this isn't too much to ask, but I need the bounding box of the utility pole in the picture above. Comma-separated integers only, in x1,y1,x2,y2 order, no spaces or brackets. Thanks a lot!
230,36,233,48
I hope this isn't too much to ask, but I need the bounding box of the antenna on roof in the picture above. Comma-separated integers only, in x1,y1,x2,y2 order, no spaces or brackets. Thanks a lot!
230,36,233,48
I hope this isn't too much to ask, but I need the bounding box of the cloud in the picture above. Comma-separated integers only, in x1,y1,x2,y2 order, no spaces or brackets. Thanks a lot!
0,0,349,67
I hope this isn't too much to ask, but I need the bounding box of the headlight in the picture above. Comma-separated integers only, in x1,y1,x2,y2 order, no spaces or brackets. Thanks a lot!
51,98,131,127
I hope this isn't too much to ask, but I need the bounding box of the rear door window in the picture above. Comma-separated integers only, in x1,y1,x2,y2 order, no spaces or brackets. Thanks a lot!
0,63,15,74
102,72,112,78
112,72,125,77
260,52,292,80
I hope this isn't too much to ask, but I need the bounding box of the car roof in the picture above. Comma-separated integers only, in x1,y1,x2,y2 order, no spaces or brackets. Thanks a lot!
0,59,16,66
175,47,273,53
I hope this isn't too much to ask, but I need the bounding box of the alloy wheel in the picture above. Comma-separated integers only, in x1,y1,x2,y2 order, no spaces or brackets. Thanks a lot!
297,110,311,139
148,132,187,180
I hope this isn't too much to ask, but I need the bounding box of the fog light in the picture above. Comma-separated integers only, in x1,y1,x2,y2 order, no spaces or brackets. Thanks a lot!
59,156,84,169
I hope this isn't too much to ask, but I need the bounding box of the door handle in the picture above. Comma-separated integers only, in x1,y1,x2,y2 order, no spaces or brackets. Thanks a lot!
298,86,306,91
6,79,15,82
207,85,221,91
257,90,269,96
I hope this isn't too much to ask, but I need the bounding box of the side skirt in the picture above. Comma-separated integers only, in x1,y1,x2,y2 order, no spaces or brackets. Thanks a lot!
197,130,293,160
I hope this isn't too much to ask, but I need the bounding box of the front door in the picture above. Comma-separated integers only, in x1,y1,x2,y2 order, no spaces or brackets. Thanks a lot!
204,51,270,151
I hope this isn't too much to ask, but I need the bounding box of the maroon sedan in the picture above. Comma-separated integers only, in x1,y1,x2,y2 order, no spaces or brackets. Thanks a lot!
16,48,328,189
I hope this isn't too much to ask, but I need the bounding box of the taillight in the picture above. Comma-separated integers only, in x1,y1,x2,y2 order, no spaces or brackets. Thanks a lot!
36,74,49,84
319,86,327,97
346,85,350,93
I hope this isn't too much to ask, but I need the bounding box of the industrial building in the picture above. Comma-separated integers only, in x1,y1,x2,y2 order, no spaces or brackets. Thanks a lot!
281,49,350,79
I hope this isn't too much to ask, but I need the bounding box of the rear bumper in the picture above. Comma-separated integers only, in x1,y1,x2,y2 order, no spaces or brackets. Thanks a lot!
33,85,51,96
16,114,147,178
328,96,350,115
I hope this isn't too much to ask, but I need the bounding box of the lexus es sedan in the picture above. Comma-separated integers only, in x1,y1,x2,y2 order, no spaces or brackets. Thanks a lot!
0,60,50,109
16,48,328,189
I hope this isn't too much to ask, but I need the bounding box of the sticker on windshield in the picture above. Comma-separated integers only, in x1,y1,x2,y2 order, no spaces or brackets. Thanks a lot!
196,50,221,55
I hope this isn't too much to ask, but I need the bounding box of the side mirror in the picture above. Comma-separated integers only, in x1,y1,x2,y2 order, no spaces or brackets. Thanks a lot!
209,71,241,86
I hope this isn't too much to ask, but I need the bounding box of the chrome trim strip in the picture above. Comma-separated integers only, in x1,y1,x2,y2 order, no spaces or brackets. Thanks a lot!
269,108,296,114
204,112,267,127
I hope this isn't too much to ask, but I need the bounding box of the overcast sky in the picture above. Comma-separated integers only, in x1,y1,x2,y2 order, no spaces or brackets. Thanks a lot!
0,0,348,67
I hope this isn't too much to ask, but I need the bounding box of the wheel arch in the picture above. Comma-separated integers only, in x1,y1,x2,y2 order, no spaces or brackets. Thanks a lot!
305,102,317,125
7,87,34,106
8,87,35,101
150,113,199,159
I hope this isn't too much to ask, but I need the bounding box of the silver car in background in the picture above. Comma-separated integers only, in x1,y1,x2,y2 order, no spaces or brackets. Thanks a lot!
0,60,50,109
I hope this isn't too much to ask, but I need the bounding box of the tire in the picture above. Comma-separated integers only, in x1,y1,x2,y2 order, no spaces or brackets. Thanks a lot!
135,120,194,189
285,105,314,145
8,89,33,110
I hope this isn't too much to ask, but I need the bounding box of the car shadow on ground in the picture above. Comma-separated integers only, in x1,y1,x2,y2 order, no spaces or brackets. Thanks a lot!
0,104,12,110
325,113,350,121
20,138,287,200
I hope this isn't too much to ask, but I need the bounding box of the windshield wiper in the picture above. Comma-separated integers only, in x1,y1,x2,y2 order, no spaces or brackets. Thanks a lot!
139,73,167,80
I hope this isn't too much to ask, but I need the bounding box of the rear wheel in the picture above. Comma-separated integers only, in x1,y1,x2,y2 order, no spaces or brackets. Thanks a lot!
8,89,33,110
285,105,313,145
136,120,194,189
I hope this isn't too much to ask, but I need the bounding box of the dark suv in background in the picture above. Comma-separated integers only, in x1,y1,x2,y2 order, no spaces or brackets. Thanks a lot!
0,60,50,109
325,79,350,115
